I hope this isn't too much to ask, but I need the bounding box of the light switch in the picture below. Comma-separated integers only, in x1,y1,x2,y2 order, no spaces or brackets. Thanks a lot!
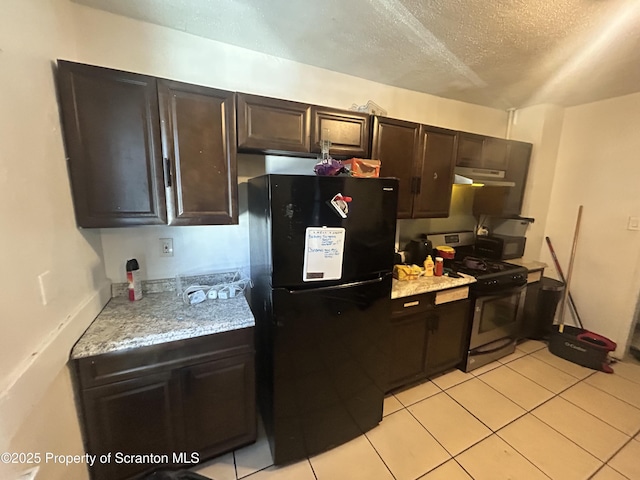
628,216,640,231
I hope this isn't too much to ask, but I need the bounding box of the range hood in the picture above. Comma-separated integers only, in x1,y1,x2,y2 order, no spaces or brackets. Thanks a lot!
454,166,515,187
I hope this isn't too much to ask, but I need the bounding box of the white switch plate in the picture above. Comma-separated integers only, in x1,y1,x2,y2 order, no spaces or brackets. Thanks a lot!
160,238,174,257
628,216,640,231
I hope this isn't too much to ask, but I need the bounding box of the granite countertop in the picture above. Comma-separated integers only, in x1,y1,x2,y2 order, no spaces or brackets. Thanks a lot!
71,291,255,359
506,258,548,271
391,273,476,299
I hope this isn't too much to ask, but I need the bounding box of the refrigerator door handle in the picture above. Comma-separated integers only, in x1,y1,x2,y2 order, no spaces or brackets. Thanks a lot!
286,275,388,294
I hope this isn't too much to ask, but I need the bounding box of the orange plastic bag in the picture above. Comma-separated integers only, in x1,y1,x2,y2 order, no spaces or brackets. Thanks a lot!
342,158,381,178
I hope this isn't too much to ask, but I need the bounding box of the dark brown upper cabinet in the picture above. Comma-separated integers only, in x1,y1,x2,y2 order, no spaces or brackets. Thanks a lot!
503,140,532,215
413,126,457,218
472,139,533,216
236,93,311,154
57,60,237,227
372,117,456,219
57,61,167,227
371,117,420,218
456,132,508,170
158,80,237,225
310,107,370,158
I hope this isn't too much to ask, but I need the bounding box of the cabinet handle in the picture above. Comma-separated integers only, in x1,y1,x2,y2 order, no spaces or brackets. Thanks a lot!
433,172,438,180
164,157,172,188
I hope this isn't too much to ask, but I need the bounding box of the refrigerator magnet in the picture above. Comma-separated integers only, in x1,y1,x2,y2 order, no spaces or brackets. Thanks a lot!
302,227,346,281
329,193,351,218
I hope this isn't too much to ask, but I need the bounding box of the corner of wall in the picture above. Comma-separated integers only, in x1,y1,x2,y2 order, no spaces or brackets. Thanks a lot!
0,281,111,454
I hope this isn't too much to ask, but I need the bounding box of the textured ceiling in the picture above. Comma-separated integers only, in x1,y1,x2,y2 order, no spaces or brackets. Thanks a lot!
72,0,640,109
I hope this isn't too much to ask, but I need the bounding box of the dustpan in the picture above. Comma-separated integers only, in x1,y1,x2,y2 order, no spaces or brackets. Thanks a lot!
547,206,616,373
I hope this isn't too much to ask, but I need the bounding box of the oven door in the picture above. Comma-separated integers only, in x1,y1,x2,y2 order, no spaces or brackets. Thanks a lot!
469,285,526,350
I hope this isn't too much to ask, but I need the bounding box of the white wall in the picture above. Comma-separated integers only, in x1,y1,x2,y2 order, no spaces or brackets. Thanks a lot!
0,0,110,474
67,5,509,283
543,93,640,356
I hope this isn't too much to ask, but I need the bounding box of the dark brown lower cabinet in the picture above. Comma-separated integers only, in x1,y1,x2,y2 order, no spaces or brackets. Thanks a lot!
424,300,471,377
180,355,255,454
388,293,470,391
82,373,178,480
72,329,256,480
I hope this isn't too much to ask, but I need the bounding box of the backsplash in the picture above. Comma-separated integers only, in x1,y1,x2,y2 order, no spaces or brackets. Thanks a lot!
111,271,249,298
397,185,477,248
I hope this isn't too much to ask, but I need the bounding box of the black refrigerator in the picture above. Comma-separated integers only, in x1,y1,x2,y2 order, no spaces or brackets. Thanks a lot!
247,174,398,464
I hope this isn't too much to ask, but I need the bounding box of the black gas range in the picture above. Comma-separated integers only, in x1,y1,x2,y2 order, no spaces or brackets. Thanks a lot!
426,231,527,293
449,257,527,294
425,231,528,371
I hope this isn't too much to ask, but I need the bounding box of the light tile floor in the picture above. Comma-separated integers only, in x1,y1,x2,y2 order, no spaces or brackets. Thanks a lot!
194,340,640,480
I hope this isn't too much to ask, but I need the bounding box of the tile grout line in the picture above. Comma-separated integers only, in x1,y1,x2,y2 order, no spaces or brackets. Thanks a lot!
587,437,635,480
233,450,238,480
236,342,639,480
389,346,547,465
398,405,457,478
433,344,605,477
306,458,319,480
555,389,640,438
362,351,637,478
485,376,611,477
362,425,400,480
484,348,613,472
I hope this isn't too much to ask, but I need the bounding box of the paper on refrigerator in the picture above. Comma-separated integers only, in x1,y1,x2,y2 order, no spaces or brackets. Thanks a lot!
303,227,345,281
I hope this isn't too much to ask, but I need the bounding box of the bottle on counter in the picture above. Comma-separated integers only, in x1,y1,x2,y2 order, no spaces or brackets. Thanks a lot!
434,257,444,277
126,259,142,301
423,255,434,276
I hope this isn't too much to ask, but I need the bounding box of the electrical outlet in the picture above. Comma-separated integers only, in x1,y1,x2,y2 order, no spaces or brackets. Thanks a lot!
17,466,39,480
628,216,640,231
160,238,174,257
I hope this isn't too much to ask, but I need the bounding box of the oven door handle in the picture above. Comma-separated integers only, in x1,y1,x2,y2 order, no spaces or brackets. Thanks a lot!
471,337,515,355
476,284,526,298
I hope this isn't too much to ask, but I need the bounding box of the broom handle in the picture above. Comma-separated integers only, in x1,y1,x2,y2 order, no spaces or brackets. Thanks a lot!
545,237,584,328
559,205,583,327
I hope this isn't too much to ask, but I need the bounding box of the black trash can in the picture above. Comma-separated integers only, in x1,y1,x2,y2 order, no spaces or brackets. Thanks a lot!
521,277,565,340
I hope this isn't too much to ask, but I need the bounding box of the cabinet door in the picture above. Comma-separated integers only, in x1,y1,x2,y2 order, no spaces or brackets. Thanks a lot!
424,300,470,377
237,93,311,154
82,373,177,480
482,137,509,170
179,354,256,456
159,80,237,225
456,133,508,170
57,60,166,227
503,140,532,215
456,132,484,168
372,117,420,219
310,107,370,157
413,125,457,218
388,312,430,391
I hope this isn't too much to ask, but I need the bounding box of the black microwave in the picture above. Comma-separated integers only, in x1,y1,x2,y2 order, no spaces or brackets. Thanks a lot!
475,234,526,260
